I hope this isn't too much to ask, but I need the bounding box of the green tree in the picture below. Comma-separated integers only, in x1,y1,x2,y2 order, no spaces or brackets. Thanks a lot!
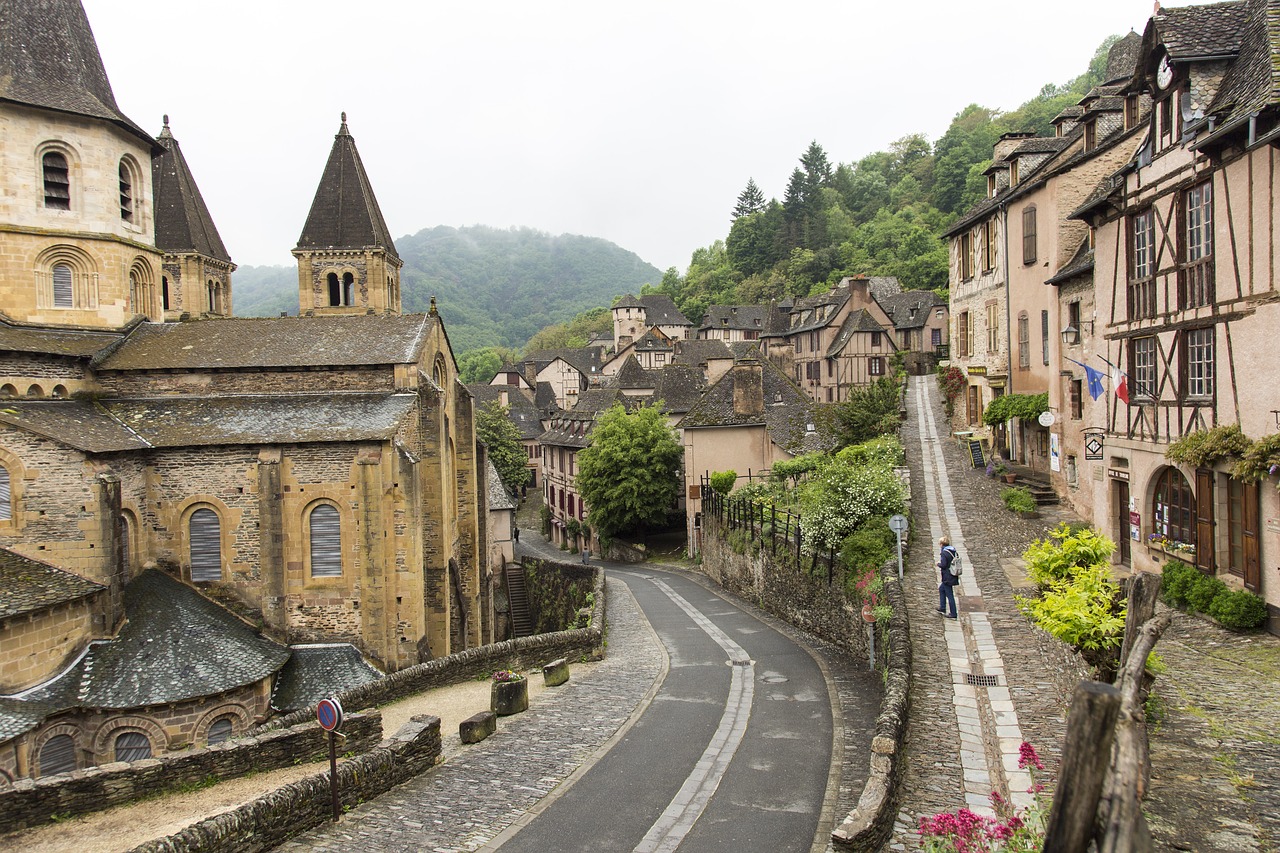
833,377,903,447
475,401,531,493
457,347,509,384
732,178,765,219
575,403,682,541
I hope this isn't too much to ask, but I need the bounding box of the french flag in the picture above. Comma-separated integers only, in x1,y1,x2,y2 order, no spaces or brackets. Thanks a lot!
1111,365,1130,404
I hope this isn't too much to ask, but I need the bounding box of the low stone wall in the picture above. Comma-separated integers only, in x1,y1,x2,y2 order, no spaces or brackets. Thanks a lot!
131,714,442,853
523,558,596,634
0,710,382,834
255,565,606,734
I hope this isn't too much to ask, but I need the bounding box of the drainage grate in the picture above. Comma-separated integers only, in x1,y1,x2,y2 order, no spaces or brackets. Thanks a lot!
966,674,1002,687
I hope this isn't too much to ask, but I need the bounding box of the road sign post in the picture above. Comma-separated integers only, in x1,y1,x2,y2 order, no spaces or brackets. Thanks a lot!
888,514,908,581
317,697,344,821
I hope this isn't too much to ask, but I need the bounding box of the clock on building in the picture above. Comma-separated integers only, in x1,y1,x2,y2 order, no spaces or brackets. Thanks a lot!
1156,55,1175,90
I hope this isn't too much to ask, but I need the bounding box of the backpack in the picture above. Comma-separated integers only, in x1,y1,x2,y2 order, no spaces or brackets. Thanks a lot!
946,547,963,577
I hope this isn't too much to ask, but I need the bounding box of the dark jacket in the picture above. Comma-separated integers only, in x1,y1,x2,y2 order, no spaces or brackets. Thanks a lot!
939,545,959,585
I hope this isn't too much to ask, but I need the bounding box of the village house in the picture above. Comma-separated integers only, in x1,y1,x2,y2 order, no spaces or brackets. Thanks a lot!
611,293,693,348
696,305,768,342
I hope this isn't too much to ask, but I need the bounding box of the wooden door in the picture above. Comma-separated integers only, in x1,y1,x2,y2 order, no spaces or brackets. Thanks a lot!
1195,468,1215,573
1243,480,1261,592
1117,481,1131,565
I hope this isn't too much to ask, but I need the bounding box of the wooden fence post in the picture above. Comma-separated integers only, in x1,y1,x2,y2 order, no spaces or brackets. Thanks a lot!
1043,681,1122,853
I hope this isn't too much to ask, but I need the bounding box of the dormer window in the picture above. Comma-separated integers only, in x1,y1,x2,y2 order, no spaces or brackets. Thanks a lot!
1009,160,1019,186
1124,95,1139,130
987,174,997,197
1084,119,1097,152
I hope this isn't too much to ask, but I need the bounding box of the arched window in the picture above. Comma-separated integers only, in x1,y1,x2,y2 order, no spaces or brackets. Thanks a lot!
0,466,11,522
309,504,342,578
114,731,152,762
189,507,222,582
207,717,234,745
207,280,217,313
52,385,68,398
342,272,355,306
1153,468,1195,546
0,385,15,399
119,160,134,222
38,734,76,776
327,273,341,306
52,263,74,308
161,276,170,311
26,384,44,398
42,152,70,210
120,513,133,570
129,271,142,315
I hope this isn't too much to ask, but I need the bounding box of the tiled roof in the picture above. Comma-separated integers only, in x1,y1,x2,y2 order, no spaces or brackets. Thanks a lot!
614,355,657,389
1203,0,1280,128
486,459,516,511
0,548,104,620
270,645,383,714
612,293,644,309
1156,1,1249,59
1105,32,1143,84
0,316,124,358
639,294,692,326
672,339,733,367
826,309,889,358
534,381,559,413
652,363,707,414
13,570,289,711
678,359,833,456
0,0,154,147
152,119,232,263
944,192,1003,238
1009,137,1072,156
867,277,903,303
728,341,764,359
525,347,604,377
632,329,673,353
0,393,417,452
466,384,544,440
295,116,399,261
1046,240,1096,285
1052,105,1086,123
539,409,601,448
96,315,434,370
699,305,768,331
877,290,946,330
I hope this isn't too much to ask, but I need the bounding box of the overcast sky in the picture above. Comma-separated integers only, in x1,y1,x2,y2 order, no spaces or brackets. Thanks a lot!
83,1,1172,274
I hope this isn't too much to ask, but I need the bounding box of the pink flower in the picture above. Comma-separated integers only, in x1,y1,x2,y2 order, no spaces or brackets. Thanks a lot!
1018,741,1044,771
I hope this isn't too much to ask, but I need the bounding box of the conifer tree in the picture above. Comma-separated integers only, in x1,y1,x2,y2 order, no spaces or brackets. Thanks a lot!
732,178,765,219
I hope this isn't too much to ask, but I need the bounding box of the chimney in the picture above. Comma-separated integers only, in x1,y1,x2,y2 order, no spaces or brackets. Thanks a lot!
732,360,764,417
498,388,509,407
846,274,870,305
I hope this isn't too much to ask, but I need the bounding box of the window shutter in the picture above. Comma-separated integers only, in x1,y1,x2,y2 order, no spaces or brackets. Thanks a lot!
309,504,342,577
0,466,10,521
1023,207,1037,264
189,508,222,582
1041,310,1049,365
1195,469,1215,572
114,731,152,762
52,264,73,308
39,735,76,776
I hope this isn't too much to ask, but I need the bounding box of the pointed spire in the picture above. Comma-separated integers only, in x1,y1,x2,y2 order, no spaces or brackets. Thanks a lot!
429,296,438,317
152,117,232,263
0,0,154,148
295,116,399,259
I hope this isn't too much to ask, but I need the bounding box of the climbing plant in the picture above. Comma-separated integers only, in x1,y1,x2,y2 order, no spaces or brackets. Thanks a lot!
982,392,1049,426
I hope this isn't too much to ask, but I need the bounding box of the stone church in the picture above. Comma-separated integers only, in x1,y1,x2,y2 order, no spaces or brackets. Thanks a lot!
0,0,489,782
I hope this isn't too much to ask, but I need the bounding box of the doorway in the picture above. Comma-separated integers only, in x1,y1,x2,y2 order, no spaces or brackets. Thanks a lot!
1116,480,1131,565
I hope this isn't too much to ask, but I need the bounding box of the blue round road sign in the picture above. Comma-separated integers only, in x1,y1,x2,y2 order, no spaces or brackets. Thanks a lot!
317,697,343,732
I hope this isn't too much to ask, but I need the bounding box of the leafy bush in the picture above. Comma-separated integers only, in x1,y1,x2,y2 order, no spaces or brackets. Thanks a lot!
982,392,1049,426
836,435,904,468
1160,559,1197,608
799,459,906,552
1023,523,1116,587
936,365,966,417
1208,588,1269,630
834,377,903,446
1186,571,1227,613
709,470,737,495
1166,424,1251,467
840,518,896,584
1001,486,1037,514
770,454,823,486
1017,564,1126,666
1232,432,1280,484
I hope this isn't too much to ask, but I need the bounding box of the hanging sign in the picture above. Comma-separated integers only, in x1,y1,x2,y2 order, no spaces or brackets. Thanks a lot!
1083,431,1105,460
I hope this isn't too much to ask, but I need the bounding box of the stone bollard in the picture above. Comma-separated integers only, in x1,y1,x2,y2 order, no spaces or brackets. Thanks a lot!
491,677,529,716
459,711,497,744
542,658,570,687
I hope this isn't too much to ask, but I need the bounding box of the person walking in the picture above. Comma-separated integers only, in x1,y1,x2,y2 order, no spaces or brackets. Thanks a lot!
937,536,959,619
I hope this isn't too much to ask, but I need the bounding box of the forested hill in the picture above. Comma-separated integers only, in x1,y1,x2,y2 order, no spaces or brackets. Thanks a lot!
231,225,662,354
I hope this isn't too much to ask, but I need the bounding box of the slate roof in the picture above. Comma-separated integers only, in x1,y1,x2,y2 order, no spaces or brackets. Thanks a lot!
0,548,104,620
95,315,435,371
699,305,768,332
826,309,890,358
534,381,559,413
728,341,764,359
1046,240,1096,285
0,0,154,147
486,459,516,511
539,410,600,448
1052,105,1086,124
652,363,707,415
867,277,903,303
1200,0,1280,131
1105,32,1143,83
295,115,399,261
152,118,232,264
632,328,673,353
270,645,383,714
5,570,288,724
678,359,833,456
1010,137,1072,156
612,293,644,309
638,294,692,327
0,316,124,359
1155,1,1249,60
672,339,734,368
524,347,604,377
878,290,947,331
0,393,417,452
614,355,657,389
466,384,544,440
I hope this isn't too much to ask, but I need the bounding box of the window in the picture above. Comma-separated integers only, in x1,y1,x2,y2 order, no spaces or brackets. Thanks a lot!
1130,336,1157,399
966,386,982,426
986,303,999,354
826,358,833,377
1226,479,1259,588
343,272,355,306
988,173,997,197
1070,379,1083,419
1159,95,1174,143
1128,210,1156,319
52,264,73,308
189,507,222,582
207,280,218,313
931,327,942,348
959,233,973,279
327,272,341,306
1181,181,1214,308
39,735,76,777
208,717,235,745
118,160,134,222
1125,95,1139,130
957,311,969,357
1152,467,1195,546
1183,327,1214,399
869,357,885,376
0,465,11,522
871,331,881,347
1041,310,1049,365
1022,207,1037,264
1017,313,1030,369
309,504,342,577
42,152,70,210
1010,160,1020,186
1083,119,1097,151
161,276,170,311
793,337,801,353
983,219,996,271
114,731,152,762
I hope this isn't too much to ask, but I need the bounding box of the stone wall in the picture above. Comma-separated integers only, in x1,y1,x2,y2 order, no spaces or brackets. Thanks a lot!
0,710,382,833
131,714,440,853
0,593,99,692
522,558,595,634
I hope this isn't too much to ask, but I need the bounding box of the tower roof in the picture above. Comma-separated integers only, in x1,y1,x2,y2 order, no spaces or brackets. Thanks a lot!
295,114,400,261
152,116,232,264
0,0,154,148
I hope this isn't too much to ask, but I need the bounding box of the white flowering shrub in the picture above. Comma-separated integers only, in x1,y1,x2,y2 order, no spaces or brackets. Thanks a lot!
798,457,906,553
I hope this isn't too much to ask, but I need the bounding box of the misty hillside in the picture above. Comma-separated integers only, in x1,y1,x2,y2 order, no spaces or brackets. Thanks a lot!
231,225,663,354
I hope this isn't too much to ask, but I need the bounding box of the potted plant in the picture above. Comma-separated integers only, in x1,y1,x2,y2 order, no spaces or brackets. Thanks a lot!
490,669,528,716
993,462,1016,484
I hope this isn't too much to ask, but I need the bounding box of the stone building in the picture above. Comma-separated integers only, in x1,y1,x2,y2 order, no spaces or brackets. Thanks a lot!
0,0,485,781
696,305,768,342
611,293,693,348
1068,0,1280,629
